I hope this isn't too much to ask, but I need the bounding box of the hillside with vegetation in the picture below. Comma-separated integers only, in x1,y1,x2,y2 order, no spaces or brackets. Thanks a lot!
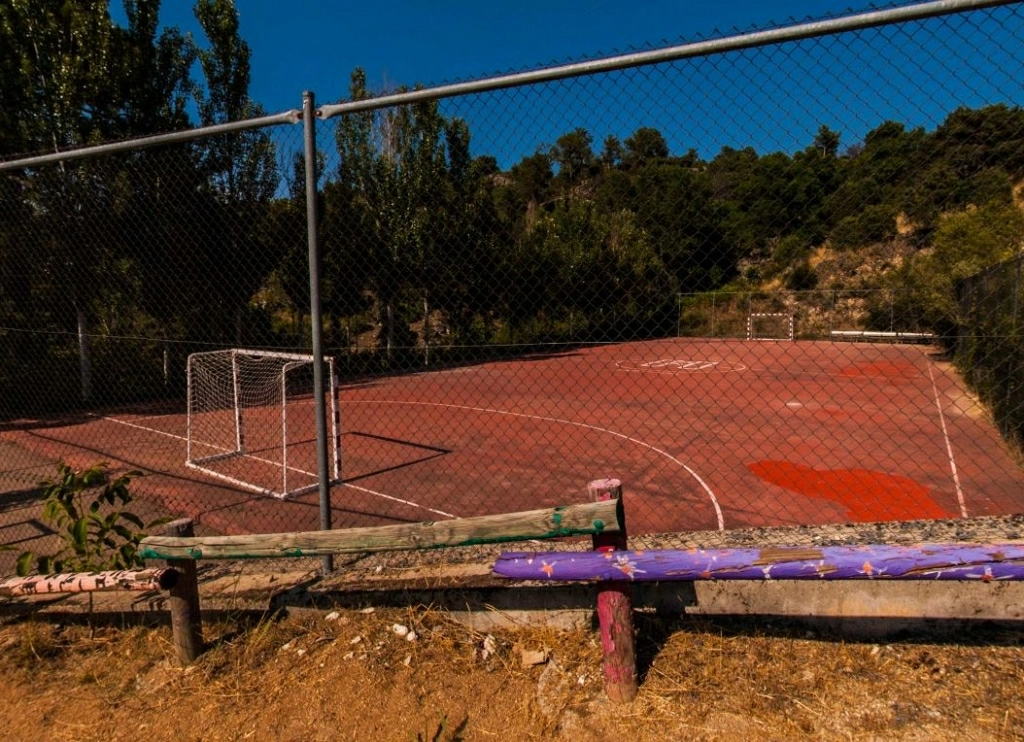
2,3,1024,418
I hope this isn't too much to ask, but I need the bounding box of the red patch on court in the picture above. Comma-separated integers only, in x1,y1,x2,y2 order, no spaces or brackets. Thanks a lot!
839,360,919,383
748,460,956,522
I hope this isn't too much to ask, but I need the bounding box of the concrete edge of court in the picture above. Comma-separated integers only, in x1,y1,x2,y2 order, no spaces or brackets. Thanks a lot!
4,561,1024,641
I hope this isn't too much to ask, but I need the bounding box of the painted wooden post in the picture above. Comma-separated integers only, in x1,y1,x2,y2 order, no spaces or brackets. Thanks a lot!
0,568,178,597
162,518,203,666
588,478,638,703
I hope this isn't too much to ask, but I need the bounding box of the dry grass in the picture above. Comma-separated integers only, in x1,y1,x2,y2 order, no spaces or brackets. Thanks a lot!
1,608,1023,741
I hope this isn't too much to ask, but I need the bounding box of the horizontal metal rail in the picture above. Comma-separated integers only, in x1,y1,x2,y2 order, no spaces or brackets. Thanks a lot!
318,0,1013,118
0,110,302,172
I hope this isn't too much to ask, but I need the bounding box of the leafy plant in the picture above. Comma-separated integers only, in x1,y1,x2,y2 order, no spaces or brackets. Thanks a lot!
16,462,167,576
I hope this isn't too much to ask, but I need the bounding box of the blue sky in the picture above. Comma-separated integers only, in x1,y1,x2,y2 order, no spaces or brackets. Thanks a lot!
136,1,852,111
111,1,1024,168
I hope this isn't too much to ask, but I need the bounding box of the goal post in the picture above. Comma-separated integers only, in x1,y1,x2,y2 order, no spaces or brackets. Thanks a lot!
186,349,340,499
747,312,795,341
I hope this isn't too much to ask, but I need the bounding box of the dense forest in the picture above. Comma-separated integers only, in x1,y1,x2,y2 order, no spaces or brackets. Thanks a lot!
2,1,1024,416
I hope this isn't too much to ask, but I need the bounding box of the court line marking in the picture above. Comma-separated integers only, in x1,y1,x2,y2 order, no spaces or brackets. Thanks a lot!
88,413,187,442
927,365,968,518
89,413,454,519
616,358,748,374
340,481,456,519
347,399,726,531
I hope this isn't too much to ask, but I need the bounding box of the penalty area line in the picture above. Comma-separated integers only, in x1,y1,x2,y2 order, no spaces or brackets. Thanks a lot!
92,414,485,522
88,412,187,442
339,481,457,519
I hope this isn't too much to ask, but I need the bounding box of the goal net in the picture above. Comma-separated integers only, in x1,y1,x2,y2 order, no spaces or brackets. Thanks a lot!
186,349,340,499
747,312,795,341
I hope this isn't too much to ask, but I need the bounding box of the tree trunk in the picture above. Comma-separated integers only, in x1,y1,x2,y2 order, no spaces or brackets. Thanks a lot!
386,301,395,361
423,294,430,367
77,305,92,403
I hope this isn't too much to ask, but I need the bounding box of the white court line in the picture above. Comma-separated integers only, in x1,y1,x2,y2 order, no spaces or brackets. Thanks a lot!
346,399,726,531
90,413,452,518
91,412,311,474
341,481,456,519
927,365,968,518
87,412,188,442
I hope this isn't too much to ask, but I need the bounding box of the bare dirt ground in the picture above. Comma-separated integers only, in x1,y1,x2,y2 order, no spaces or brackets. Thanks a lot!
1,606,1023,742
5,436,1024,741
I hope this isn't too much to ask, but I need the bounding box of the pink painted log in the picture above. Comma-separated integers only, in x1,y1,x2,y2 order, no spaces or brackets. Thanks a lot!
0,568,178,597
492,543,1024,582
588,478,637,703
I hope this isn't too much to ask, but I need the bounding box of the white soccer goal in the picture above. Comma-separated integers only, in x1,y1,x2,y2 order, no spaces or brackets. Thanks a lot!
186,349,340,499
747,312,795,341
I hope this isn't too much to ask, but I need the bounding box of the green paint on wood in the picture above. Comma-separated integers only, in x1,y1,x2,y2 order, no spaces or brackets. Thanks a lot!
138,499,622,560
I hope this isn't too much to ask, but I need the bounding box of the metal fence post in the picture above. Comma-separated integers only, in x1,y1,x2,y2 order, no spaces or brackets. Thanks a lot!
304,90,333,575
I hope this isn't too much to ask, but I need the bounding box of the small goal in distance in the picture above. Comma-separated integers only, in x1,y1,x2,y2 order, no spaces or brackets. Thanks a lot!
186,349,340,499
747,312,795,341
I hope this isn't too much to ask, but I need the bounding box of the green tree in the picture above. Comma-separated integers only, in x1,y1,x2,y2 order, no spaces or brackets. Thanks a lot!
600,135,623,169
935,104,1024,181
333,68,460,360
2,1,129,403
115,0,195,137
825,120,931,233
813,125,841,157
550,127,595,187
193,0,279,345
510,150,554,215
632,163,732,292
623,127,669,169
906,203,1024,330
0,1,200,408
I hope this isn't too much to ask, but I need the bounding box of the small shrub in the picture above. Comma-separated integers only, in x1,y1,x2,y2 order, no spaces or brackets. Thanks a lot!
16,462,167,576
830,205,897,250
785,262,819,291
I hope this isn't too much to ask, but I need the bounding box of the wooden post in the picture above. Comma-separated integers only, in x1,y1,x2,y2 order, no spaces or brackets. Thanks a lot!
588,478,637,703
162,518,203,666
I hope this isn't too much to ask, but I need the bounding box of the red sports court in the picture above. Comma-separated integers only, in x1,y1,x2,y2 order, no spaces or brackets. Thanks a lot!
4,338,1023,538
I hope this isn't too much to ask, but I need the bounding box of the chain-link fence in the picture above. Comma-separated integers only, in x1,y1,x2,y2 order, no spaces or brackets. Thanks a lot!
958,252,1024,451
3,0,1024,567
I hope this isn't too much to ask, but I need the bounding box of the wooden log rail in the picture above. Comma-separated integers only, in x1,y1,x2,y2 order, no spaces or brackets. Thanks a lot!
0,565,198,667
1,519,205,667
138,499,623,560
492,543,1024,582
0,568,179,597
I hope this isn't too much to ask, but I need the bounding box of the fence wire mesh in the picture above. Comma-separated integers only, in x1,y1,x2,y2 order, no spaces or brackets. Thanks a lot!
3,1,1024,567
